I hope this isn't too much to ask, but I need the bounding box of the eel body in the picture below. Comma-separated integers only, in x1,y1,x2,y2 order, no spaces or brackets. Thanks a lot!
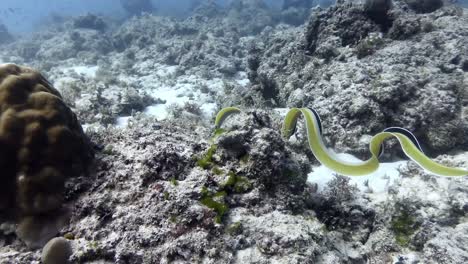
214,107,468,177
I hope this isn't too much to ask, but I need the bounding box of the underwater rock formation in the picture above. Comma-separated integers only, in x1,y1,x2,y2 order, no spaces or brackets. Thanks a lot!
1,1,467,263
72,13,107,31
0,64,93,248
405,0,444,13
250,1,468,155
41,237,73,264
191,0,223,19
364,0,394,29
57,110,319,263
37,30,113,62
57,74,160,125
305,3,381,55
111,9,253,76
6,24,113,62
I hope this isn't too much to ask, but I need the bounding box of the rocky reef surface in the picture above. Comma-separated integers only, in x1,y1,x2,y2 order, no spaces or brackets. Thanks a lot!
0,0,467,263
248,1,468,157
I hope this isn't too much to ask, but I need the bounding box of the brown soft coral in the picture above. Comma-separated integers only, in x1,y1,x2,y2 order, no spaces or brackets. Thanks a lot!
0,63,93,248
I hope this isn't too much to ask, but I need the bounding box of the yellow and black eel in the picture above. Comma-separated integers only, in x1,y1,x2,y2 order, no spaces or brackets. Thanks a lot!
214,107,468,177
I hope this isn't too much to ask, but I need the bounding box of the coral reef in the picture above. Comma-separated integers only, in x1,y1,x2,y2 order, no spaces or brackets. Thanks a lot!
55,112,314,263
41,237,72,264
305,3,381,56
1,1,467,263
364,0,394,29
0,64,93,248
405,0,444,13
72,13,107,31
250,1,468,156
57,76,160,125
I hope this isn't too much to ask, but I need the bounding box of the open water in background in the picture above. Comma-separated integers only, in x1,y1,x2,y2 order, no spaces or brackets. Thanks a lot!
0,0,338,33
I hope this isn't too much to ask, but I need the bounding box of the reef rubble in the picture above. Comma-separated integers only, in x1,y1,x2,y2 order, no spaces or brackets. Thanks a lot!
0,1,467,263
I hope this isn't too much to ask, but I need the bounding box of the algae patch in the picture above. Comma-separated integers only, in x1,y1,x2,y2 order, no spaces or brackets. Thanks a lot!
200,187,229,224
170,177,178,186
196,144,217,169
223,171,252,193
211,166,224,175
226,221,243,236
391,211,418,247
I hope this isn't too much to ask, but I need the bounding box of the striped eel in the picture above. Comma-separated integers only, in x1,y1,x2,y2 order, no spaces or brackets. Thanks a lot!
214,107,468,177
214,107,241,129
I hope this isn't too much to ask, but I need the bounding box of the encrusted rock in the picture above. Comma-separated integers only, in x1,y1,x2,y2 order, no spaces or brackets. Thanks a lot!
0,2,467,263
73,13,107,31
305,3,381,54
41,237,73,264
253,1,468,155
405,0,444,13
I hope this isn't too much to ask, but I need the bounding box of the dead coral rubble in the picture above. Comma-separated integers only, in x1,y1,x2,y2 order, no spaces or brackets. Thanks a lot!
0,1,467,263
46,111,318,263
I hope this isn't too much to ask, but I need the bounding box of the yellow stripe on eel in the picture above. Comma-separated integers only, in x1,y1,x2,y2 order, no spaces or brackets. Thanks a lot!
214,107,468,177
283,108,380,176
214,107,241,129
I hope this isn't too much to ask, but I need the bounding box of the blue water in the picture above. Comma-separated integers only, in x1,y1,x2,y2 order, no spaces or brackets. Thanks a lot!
0,0,228,33
0,0,122,33
0,0,466,34
0,0,232,33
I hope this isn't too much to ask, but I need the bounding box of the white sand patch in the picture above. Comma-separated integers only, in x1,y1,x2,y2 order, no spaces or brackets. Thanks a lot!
144,104,168,121
273,108,290,117
235,71,250,86
116,116,132,128
307,152,408,194
117,63,226,121
155,65,178,77
53,76,79,91
81,124,90,131
47,62,231,127
391,252,421,264
200,102,218,117
143,83,190,120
